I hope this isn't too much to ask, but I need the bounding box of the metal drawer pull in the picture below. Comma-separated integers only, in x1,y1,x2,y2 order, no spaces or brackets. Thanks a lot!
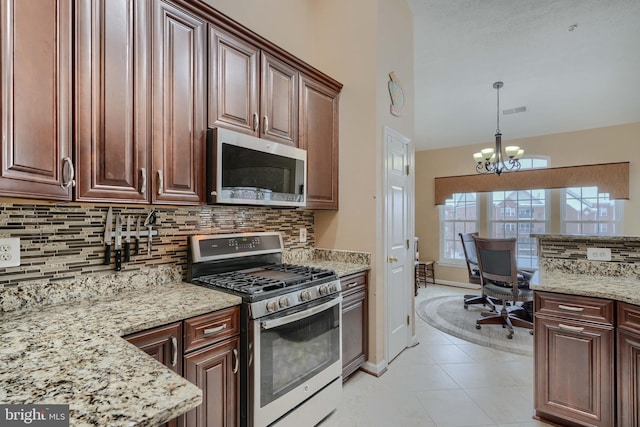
558,304,585,312
559,323,585,333
345,282,359,288
253,113,258,131
157,170,163,195
263,115,269,133
171,337,178,367
232,349,239,374
61,157,76,188
140,168,146,195
203,324,227,335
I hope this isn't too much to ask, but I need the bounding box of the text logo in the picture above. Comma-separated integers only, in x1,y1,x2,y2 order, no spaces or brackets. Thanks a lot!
0,405,69,426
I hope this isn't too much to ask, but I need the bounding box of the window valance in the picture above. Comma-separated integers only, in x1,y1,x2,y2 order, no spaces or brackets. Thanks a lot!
434,162,629,205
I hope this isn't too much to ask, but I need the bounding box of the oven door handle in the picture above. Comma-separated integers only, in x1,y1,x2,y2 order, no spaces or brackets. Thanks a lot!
261,296,342,330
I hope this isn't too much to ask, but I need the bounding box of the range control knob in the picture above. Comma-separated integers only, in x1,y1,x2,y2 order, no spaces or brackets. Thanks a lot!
329,283,339,293
318,284,329,296
279,296,291,308
266,300,279,313
300,290,312,301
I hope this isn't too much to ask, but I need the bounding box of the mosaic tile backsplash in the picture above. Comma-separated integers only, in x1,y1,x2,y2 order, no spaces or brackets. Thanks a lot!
0,202,314,288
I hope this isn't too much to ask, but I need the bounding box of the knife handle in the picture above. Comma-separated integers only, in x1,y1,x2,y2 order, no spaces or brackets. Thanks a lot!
104,245,111,265
124,242,131,262
135,239,139,256
115,249,122,271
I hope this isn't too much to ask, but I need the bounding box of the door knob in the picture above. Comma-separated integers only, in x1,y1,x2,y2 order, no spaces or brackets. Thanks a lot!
388,256,398,263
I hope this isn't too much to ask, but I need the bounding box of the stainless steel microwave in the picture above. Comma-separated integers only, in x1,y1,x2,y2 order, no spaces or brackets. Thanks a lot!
207,128,307,207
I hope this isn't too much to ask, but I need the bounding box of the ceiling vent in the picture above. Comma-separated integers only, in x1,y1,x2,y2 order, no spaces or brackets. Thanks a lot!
503,106,527,115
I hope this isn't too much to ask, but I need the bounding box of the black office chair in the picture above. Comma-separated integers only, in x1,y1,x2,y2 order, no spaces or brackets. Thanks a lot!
459,232,500,310
472,236,534,339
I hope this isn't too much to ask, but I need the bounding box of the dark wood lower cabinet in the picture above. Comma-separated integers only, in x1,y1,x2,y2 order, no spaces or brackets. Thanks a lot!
183,337,240,427
124,322,183,427
341,272,368,380
534,292,616,427
124,307,240,427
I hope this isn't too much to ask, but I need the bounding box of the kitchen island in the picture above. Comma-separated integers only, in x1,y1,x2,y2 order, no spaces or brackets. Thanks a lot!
530,234,640,427
0,266,241,427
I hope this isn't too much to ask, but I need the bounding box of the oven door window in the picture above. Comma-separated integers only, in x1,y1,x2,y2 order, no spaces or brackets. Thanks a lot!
259,298,340,407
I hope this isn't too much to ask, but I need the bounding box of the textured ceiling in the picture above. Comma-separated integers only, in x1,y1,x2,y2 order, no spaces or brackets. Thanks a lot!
407,0,640,151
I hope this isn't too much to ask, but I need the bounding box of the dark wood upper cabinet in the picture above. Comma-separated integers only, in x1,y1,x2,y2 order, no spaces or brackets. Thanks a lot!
260,52,298,146
152,0,206,204
299,73,340,210
75,0,151,203
208,28,260,135
209,29,298,146
0,0,73,200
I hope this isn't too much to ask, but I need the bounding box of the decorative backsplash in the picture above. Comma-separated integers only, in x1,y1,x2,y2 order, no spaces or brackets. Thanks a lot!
0,202,314,288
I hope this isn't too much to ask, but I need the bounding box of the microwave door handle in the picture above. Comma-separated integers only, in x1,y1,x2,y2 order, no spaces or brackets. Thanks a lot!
261,296,342,330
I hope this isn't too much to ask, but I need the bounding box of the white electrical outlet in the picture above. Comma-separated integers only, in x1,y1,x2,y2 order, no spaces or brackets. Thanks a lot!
587,247,611,262
0,237,20,267
299,228,307,243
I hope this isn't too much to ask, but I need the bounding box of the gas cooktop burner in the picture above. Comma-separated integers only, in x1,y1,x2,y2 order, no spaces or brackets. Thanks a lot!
195,263,336,296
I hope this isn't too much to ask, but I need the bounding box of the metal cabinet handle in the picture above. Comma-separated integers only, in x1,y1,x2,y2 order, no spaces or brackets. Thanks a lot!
140,168,147,195
559,323,585,333
232,348,239,374
345,282,359,288
388,256,398,263
61,157,75,188
203,324,227,335
558,304,584,312
171,337,178,367
157,170,163,195
253,113,258,132
263,115,268,133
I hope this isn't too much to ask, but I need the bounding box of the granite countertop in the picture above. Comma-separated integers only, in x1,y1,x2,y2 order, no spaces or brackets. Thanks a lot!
0,282,241,426
532,270,640,306
283,248,371,277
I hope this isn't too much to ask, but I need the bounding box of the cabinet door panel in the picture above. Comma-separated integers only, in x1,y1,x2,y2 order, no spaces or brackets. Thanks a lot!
0,0,72,200
209,28,259,135
618,328,640,427
184,337,240,427
534,315,614,427
261,53,297,146
152,1,205,204
75,0,150,202
299,74,339,209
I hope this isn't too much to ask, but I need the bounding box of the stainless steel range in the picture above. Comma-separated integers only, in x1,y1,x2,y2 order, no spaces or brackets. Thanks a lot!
188,232,342,427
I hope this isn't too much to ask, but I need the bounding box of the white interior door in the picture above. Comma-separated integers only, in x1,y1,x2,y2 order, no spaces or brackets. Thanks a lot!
385,127,412,363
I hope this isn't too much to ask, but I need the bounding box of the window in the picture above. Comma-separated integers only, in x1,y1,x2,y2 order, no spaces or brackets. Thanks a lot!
504,207,515,217
562,187,622,235
439,193,478,262
489,189,547,269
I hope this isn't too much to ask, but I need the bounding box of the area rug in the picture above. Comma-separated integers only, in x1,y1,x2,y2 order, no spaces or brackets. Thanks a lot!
416,295,533,356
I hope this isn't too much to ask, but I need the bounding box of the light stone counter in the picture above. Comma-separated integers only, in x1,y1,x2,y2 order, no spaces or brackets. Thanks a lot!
532,234,640,306
0,281,241,426
283,248,371,277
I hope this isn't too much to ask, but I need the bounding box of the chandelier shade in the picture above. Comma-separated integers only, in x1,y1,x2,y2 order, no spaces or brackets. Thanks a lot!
473,81,524,175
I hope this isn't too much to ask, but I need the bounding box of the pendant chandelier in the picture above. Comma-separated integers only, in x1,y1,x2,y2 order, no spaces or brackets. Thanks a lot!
473,81,524,175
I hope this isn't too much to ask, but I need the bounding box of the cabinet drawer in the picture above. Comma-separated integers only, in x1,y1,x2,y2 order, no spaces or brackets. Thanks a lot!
341,272,366,296
184,306,240,353
535,292,614,325
618,302,640,332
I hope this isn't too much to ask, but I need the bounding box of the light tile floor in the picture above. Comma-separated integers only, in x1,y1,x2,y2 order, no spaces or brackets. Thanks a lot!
320,284,553,427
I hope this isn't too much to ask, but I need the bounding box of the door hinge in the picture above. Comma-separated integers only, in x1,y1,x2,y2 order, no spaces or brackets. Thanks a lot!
407,315,410,325
405,164,410,175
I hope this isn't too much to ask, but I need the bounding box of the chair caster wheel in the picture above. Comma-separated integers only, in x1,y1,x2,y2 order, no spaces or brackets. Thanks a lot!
529,330,534,335
507,334,513,339
464,305,469,310
502,325,506,328
475,324,481,330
